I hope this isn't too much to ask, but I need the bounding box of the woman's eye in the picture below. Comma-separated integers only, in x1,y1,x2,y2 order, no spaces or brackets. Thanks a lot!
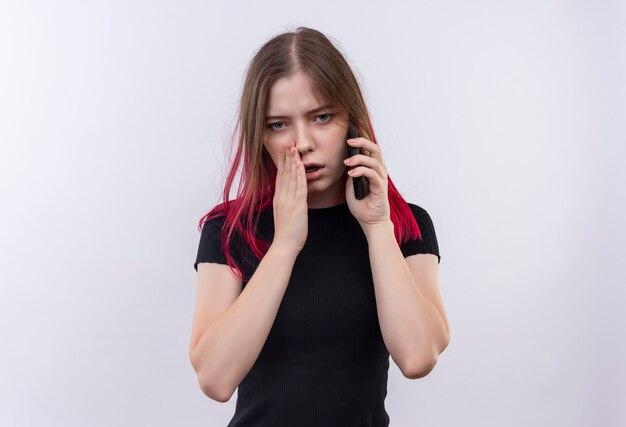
316,113,332,123
266,114,331,131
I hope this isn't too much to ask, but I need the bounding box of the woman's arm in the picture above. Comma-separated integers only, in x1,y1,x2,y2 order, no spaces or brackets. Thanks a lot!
363,221,450,379
189,242,300,402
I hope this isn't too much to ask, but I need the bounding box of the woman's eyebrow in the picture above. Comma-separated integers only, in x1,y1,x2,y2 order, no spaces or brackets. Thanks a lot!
265,104,335,120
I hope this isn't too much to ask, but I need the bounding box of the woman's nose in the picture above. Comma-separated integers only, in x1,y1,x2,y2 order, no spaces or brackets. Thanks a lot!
293,125,314,152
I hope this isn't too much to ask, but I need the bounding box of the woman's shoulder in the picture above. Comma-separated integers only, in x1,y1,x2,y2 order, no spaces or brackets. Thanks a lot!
405,201,431,219
199,201,233,230
202,213,227,228
401,201,440,262
403,201,439,240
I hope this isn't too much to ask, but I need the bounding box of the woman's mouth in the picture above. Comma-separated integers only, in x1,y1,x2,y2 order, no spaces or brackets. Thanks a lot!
305,166,324,180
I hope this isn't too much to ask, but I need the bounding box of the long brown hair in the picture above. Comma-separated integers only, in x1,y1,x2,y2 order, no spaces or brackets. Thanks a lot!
198,26,423,283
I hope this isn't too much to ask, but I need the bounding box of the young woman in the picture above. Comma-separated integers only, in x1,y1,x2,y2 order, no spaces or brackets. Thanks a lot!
189,26,449,426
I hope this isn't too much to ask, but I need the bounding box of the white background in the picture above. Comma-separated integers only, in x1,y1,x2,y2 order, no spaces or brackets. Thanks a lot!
1,1,624,426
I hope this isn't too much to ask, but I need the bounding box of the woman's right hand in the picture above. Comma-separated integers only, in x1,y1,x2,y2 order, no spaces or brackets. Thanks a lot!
272,140,308,253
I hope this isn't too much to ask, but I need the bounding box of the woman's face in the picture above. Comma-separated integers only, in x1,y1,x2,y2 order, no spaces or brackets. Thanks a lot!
262,71,350,208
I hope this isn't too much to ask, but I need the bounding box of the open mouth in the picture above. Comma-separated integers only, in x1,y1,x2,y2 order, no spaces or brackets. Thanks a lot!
304,166,324,180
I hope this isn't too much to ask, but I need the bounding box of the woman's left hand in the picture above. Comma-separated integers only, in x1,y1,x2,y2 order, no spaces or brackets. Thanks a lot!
344,137,391,230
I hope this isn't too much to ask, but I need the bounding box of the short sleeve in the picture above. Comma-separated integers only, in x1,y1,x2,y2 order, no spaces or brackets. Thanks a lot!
194,218,228,271
400,203,441,264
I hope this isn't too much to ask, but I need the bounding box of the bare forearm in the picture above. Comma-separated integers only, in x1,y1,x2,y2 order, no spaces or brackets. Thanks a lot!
191,243,299,399
364,221,449,375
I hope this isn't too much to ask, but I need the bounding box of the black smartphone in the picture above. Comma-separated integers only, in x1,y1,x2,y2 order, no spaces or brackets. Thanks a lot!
347,121,369,200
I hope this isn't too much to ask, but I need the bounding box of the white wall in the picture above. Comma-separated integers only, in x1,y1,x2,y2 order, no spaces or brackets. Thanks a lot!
1,0,624,426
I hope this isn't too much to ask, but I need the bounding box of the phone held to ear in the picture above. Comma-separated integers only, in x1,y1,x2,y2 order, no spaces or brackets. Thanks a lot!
347,122,369,200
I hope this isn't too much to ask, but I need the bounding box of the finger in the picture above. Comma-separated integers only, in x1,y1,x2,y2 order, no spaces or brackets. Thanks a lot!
347,165,384,187
288,147,297,199
277,145,284,174
347,138,383,162
345,154,387,179
275,146,285,204
297,158,306,200
288,141,300,196
295,159,304,199
284,142,292,176
278,146,285,187
292,145,305,200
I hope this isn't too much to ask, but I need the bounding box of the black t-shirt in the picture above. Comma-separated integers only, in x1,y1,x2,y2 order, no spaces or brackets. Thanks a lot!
194,201,440,426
